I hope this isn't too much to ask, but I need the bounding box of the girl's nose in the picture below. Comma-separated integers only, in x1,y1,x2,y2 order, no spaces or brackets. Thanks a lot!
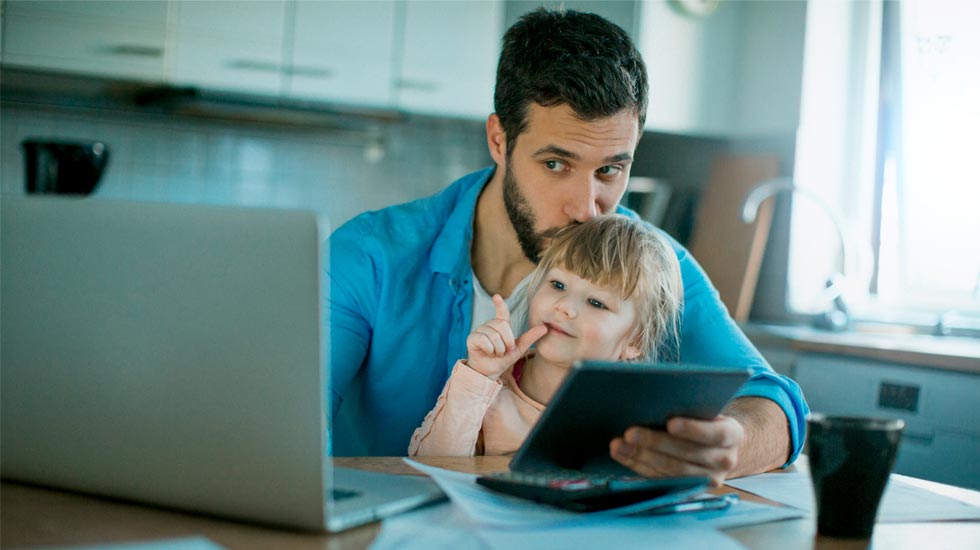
554,296,577,318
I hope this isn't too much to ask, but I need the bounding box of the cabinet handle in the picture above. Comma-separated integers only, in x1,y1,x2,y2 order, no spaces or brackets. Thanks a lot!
284,66,333,79
227,59,282,73
393,78,439,93
106,44,164,58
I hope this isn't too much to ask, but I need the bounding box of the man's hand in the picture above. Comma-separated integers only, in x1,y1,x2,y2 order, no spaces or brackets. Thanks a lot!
609,397,790,487
466,294,547,380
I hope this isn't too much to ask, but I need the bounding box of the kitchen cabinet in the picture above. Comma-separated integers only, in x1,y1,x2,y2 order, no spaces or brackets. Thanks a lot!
167,1,287,95
286,0,397,108
1,0,168,82
394,0,502,119
636,0,805,136
2,0,504,119
794,354,980,490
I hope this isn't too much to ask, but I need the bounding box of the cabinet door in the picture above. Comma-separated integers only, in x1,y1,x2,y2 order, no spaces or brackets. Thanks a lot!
795,354,980,488
2,0,167,82
395,0,503,120
168,1,287,95
286,0,396,108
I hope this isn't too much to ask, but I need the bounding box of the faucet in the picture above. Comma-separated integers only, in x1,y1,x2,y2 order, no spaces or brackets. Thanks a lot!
741,177,853,331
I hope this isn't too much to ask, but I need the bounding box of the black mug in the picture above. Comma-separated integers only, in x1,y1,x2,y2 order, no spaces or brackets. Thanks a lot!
22,139,110,196
807,414,905,538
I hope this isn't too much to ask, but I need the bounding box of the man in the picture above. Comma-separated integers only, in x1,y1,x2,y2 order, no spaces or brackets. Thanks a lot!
328,8,807,485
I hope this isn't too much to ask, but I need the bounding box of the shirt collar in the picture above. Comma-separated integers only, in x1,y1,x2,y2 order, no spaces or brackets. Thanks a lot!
429,167,495,277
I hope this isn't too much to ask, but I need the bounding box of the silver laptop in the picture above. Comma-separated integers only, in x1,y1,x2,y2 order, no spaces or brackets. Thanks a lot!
0,196,444,532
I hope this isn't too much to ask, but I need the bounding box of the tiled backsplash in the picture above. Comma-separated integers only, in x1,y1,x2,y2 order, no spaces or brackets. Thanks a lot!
1,103,492,228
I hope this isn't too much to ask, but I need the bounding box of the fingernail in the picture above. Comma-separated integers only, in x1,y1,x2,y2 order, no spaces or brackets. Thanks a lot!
617,443,635,457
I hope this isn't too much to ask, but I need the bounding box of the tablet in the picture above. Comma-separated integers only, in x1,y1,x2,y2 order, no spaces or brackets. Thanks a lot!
509,361,752,475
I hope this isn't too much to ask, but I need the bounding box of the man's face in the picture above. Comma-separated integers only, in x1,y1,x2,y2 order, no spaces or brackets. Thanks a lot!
502,103,640,263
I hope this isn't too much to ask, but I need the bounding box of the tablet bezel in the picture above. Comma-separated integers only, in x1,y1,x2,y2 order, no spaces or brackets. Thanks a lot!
509,361,752,475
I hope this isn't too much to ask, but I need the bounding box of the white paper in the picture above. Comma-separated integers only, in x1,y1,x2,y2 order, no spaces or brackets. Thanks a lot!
475,517,746,550
403,459,803,529
726,468,980,523
373,500,748,550
403,459,707,528
372,502,482,550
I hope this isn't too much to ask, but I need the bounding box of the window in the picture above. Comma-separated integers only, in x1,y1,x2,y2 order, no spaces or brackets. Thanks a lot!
791,0,980,328
876,0,980,314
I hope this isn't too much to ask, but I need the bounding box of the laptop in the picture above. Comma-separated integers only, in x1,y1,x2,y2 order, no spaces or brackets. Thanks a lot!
0,196,444,532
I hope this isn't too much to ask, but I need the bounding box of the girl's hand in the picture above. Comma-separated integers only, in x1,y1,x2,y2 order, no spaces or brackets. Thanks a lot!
466,294,548,380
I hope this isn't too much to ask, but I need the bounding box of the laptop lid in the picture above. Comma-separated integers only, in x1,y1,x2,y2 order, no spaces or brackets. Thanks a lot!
1,196,330,529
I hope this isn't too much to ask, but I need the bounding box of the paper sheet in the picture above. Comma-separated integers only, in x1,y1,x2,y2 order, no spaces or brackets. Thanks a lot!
378,459,808,550
372,500,747,550
726,469,980,523
403,459,707,528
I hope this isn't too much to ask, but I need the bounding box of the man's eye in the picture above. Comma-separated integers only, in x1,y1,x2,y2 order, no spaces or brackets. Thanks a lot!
550,280,566,290
545,160,566,172
588,298,607,309
597,165,623,176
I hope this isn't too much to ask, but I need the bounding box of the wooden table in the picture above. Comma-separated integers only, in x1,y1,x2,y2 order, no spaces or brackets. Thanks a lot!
3,456,979,550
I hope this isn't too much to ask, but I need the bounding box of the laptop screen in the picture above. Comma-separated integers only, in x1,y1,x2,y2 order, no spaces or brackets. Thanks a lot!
1,196,329,528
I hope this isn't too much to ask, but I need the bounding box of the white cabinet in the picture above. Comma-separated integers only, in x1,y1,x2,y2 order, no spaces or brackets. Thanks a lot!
1,0,168,82
167,1,287,95
636,0,805,136
394,0,502,119
1,0,506,119
795,354,980,490
286,0,397,108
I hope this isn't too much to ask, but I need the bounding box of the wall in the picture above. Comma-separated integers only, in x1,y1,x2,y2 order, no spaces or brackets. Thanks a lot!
1,103,491,228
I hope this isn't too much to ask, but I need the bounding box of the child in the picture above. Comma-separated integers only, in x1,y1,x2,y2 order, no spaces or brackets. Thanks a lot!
408,215,683,456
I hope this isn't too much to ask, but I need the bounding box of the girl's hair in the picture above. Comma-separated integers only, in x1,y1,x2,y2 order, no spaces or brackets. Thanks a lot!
523,215,683,362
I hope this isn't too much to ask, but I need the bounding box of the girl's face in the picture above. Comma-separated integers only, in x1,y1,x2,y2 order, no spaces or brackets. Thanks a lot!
528,266,642,366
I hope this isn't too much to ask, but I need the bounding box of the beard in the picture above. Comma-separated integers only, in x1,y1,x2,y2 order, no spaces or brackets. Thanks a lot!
503,162,555,264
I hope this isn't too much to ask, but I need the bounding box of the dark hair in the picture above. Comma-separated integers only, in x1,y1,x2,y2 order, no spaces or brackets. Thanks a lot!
494,8,648,154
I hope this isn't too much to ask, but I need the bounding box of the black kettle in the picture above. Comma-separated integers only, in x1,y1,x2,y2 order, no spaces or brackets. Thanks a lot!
22,139,110,196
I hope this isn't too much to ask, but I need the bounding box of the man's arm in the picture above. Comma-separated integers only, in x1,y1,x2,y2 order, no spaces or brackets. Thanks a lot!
326,220,380,417
608,224,808,483
610,397,789,487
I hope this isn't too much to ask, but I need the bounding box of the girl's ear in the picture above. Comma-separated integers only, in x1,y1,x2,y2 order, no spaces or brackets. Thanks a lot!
619,341,643,361
619,331,644,361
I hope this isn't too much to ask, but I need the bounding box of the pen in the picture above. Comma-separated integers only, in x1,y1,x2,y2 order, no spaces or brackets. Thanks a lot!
641,492,740,516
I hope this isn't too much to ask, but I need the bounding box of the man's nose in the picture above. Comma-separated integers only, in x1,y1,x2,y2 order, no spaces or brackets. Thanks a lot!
563,178,599,223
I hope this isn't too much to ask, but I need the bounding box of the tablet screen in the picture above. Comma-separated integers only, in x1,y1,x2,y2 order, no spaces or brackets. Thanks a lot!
509,361,752,474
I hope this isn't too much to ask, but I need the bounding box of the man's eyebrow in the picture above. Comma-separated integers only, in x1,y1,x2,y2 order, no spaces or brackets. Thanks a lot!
605,152,633,163
532,145,579,159
531,145,633,164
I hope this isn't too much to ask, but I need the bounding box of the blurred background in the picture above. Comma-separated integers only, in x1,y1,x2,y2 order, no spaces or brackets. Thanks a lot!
2,0,978,489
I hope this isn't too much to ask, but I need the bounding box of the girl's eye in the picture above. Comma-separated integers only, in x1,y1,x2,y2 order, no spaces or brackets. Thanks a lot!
588,298,607,310
550,280,566,291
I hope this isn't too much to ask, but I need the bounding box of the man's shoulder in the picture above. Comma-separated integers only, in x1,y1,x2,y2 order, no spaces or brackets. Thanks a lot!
331,168,489,255
614,204,688,257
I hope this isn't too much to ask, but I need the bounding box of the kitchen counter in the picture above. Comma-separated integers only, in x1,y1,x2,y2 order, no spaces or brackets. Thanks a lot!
742,323,980,374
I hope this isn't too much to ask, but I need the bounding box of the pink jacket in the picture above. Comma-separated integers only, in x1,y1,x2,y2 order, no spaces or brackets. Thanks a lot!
408,359,545,456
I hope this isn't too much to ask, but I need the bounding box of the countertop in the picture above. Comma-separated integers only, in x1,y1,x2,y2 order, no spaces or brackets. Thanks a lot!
742,323,980,375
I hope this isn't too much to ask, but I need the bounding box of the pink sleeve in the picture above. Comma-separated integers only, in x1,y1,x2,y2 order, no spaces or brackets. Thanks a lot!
408,360,503,456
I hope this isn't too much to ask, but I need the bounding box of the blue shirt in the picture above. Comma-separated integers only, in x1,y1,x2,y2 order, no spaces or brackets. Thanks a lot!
328,167,808,461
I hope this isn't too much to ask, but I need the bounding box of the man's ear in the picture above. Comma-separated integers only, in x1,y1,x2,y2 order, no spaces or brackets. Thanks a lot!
486,113,507,166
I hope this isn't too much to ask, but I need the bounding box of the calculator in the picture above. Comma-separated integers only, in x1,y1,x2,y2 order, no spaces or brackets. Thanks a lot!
475,471,710,512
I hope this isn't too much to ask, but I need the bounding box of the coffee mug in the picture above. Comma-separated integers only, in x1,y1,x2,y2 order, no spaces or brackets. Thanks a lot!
807,414,905,538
